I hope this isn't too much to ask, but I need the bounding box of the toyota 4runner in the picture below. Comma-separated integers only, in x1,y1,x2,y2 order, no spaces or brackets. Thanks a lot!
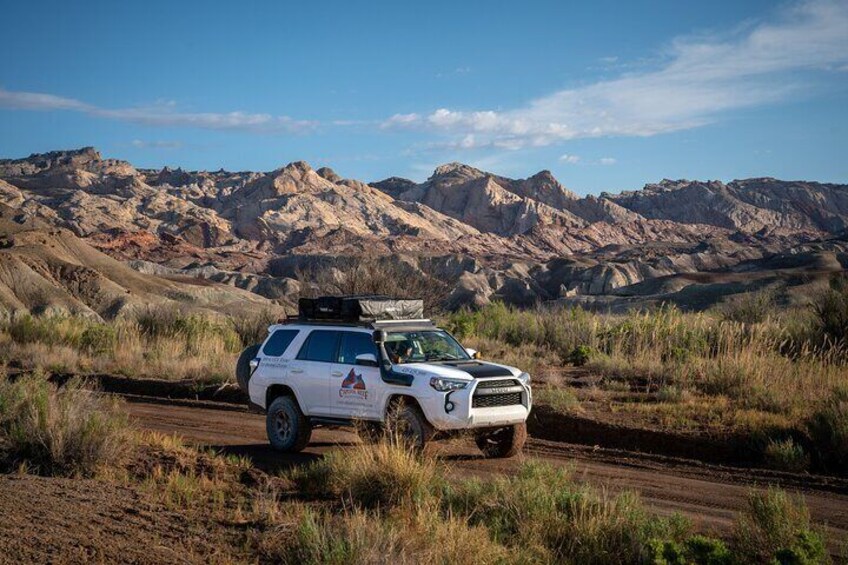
236,296,532,457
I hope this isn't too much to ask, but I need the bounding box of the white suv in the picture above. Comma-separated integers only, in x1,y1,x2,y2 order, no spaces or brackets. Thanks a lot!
237,318,532,457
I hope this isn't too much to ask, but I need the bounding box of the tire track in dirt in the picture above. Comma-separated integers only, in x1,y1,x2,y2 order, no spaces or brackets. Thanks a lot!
123,398,848,544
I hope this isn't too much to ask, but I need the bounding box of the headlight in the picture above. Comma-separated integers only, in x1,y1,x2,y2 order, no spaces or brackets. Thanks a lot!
429,377,469,392
517,372,531,386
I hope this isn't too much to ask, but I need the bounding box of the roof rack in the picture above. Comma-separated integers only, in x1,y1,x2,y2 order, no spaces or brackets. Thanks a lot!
296,295,425,323
276,317,436,330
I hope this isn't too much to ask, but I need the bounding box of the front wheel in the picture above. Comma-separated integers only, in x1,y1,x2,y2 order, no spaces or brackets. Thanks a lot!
475,423,527,458
385,403,434,451
266,395,312,453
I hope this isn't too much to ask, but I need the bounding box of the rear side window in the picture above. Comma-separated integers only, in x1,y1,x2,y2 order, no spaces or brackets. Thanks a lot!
262,329,299,357
296,330,339,363
337,332,377,364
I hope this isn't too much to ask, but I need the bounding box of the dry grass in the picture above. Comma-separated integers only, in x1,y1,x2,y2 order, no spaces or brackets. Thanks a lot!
0,309,270,382
0,376,130,476
260,504,513,565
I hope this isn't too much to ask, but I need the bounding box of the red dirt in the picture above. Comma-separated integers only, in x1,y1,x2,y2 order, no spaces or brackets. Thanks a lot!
0,474,239,564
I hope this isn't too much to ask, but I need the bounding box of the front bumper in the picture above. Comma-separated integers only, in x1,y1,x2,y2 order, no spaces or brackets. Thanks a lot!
422,379,532,431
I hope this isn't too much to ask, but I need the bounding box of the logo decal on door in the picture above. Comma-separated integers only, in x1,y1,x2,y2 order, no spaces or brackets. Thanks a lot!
340,368,368,399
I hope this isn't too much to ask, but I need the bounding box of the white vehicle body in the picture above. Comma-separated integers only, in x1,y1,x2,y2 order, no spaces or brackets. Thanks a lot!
247,320,532,432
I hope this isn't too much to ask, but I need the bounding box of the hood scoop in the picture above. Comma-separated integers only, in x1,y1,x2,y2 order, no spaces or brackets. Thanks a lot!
441,361,514,378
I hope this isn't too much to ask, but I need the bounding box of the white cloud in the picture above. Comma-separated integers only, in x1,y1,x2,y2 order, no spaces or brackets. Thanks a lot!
0,88,316,133
382,0,848,149
0,89,90,111
558,154,581,164
599,157,617,165
130,139,183,149
381,113,420,128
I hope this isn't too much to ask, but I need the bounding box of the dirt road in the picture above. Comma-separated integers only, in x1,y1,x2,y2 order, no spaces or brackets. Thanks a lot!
125,397,848,544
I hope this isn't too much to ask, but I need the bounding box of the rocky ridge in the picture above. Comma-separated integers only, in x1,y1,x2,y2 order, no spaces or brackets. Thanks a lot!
0,147,845,313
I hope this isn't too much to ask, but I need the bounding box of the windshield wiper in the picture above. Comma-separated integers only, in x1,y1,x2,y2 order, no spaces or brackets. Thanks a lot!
425,353,459,362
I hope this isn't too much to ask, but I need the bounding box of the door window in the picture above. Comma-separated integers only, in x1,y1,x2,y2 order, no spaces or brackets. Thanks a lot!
262,329,299,357
296,330,339,362
337,332,377,364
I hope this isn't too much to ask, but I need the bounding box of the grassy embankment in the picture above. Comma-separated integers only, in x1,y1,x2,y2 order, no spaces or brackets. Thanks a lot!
446,288,848,474
0,376,836,564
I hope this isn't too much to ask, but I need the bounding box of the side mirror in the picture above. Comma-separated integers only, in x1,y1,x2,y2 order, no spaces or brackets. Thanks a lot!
355,353,379,367
373,330,387,344
466,348,481,359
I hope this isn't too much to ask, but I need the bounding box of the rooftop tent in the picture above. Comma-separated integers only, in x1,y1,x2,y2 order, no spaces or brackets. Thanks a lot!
297,295,424,322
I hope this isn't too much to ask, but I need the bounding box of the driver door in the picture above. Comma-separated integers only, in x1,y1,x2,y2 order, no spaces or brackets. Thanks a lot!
329,331,380,419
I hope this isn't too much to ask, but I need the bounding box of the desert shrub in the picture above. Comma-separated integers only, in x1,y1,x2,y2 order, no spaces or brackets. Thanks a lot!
719,289,776,325
567,344,594,366
134,307,241,354
230,309,279,347
535,387,581,413
263,505,512,565
289,442,438,509
4,314,89,348
649,535,733,565
0,376,129,476
444,309,477,340
443,460,690,564
763,437,809,472
79,323,118,356
807,384,848,472
812,275,848,347
657,385,690,404
733,488,829,564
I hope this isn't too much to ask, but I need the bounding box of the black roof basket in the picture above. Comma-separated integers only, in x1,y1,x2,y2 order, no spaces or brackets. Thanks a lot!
296,295,425,323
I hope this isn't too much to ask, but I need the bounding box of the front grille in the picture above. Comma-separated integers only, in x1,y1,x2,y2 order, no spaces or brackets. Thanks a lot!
472,392,523,408
476,379,519,389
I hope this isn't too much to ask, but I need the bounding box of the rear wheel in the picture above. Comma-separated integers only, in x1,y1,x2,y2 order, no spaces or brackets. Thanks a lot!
266,395,312,453
235,344,260,395
475,423,527,458
385,402,433,451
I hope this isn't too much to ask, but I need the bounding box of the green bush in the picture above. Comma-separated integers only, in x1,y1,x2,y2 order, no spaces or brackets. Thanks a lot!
763,438,809,473
807,385,848,472
230,310,279,348
649,535,733,565
813,275,848,347
442,460,691,564
568,345,594,366
79,324,118,356
289,442,438,509
719,289,776,325
6,315,49,344
733,488,829,564
134,308,241,354
0,377,129,476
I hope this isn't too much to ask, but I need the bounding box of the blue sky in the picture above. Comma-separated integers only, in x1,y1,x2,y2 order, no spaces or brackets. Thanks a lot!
1,0,846,195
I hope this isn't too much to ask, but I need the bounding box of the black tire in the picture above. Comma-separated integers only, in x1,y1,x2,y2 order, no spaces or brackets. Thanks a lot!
475,423,527,458
235,344,261,395
356,421,385,444
266,395,312,453
385,402,434,451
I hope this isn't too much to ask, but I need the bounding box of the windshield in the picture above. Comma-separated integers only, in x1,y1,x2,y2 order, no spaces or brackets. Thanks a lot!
384,330,471,364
